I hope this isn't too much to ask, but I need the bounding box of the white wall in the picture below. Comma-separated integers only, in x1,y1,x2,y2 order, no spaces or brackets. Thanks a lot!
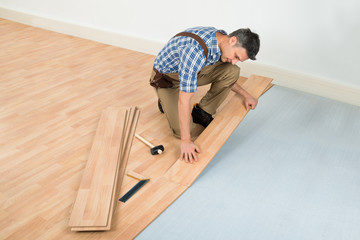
1,0,360,104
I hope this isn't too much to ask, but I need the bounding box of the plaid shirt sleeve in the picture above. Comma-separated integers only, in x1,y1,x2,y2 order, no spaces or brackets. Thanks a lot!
178,45,206,93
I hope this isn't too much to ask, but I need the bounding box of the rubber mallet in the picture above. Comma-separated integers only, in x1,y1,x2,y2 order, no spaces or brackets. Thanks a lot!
135,134,164,155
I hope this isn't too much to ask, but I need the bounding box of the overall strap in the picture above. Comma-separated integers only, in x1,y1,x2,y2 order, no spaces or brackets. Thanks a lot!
174,32,209,59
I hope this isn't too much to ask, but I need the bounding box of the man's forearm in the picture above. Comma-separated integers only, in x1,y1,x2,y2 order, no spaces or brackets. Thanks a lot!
231,82,250,98
231,82,258,111
178,91,194,141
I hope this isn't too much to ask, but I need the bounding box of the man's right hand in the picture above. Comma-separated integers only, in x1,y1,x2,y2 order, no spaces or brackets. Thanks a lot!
178,90,199,163
180,139,200,163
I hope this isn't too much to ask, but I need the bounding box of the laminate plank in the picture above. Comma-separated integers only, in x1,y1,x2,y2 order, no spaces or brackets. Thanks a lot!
105,107,140,230
68,107,127,227
71,107,140,231
164,75,273,187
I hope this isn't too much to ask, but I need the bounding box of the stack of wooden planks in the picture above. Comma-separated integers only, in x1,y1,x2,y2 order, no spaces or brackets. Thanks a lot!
68,107,140,231
69,75,272,236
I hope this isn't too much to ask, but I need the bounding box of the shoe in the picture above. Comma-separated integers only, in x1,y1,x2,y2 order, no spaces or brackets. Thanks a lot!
158,99,164,114
191,103,213,128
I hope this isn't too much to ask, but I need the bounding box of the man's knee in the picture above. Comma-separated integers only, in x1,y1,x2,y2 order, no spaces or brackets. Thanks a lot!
172,129,181,139
170,122,197,139
221,63,240,83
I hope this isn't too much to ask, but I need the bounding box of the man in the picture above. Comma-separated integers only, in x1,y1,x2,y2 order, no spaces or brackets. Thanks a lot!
149,26,260,163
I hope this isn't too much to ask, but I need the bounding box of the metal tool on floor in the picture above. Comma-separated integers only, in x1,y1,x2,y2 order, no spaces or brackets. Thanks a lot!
119,171,150,203
135,133,164,155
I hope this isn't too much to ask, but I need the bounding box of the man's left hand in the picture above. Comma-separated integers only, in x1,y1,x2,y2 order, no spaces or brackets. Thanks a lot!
231,82,258,111
244,95,258,111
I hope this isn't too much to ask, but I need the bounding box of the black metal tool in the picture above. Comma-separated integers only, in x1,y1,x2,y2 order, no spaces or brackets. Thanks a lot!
119,179,149,203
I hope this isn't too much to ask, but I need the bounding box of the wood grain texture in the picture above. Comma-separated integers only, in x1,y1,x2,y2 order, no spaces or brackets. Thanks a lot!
70,107,140,231
127,171,149,181
0,19,273,239
68,108,127,227
107,107,140,229
164,75,273,187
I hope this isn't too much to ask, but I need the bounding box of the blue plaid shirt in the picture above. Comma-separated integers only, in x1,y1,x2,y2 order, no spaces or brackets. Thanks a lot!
154,26,227,92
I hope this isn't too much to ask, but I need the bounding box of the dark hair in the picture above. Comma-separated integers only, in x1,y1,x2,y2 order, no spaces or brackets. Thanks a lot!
229,28,260,60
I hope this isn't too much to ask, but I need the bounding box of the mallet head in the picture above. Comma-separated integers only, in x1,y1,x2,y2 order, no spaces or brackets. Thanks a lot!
150,145,164,155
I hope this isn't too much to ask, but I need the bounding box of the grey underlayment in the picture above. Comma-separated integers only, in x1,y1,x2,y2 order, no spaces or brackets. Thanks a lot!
137,85,360,240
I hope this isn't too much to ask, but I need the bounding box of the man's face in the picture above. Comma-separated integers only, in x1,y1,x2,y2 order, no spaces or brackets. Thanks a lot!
220,36,249,65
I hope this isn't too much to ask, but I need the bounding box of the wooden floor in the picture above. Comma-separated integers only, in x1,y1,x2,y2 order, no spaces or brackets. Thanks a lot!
0,19,247,239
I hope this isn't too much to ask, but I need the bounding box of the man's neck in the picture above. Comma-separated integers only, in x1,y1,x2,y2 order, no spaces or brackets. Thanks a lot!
216,32,228,49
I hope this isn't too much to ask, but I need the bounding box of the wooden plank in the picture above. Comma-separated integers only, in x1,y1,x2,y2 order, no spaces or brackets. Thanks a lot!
107,107,140,229
68,107,127,227
127,171,149,181
262,83,274,96
164,75,273,187
71,107,140,231
70,108,130,231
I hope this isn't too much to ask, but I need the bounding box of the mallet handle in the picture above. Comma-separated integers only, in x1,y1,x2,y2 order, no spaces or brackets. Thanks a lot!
135,134,154,148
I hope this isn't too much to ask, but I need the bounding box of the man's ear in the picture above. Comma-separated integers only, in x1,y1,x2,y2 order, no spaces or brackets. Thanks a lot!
229,36,238,46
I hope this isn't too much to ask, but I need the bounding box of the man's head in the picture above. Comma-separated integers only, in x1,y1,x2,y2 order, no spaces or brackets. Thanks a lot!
219,28,260,64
